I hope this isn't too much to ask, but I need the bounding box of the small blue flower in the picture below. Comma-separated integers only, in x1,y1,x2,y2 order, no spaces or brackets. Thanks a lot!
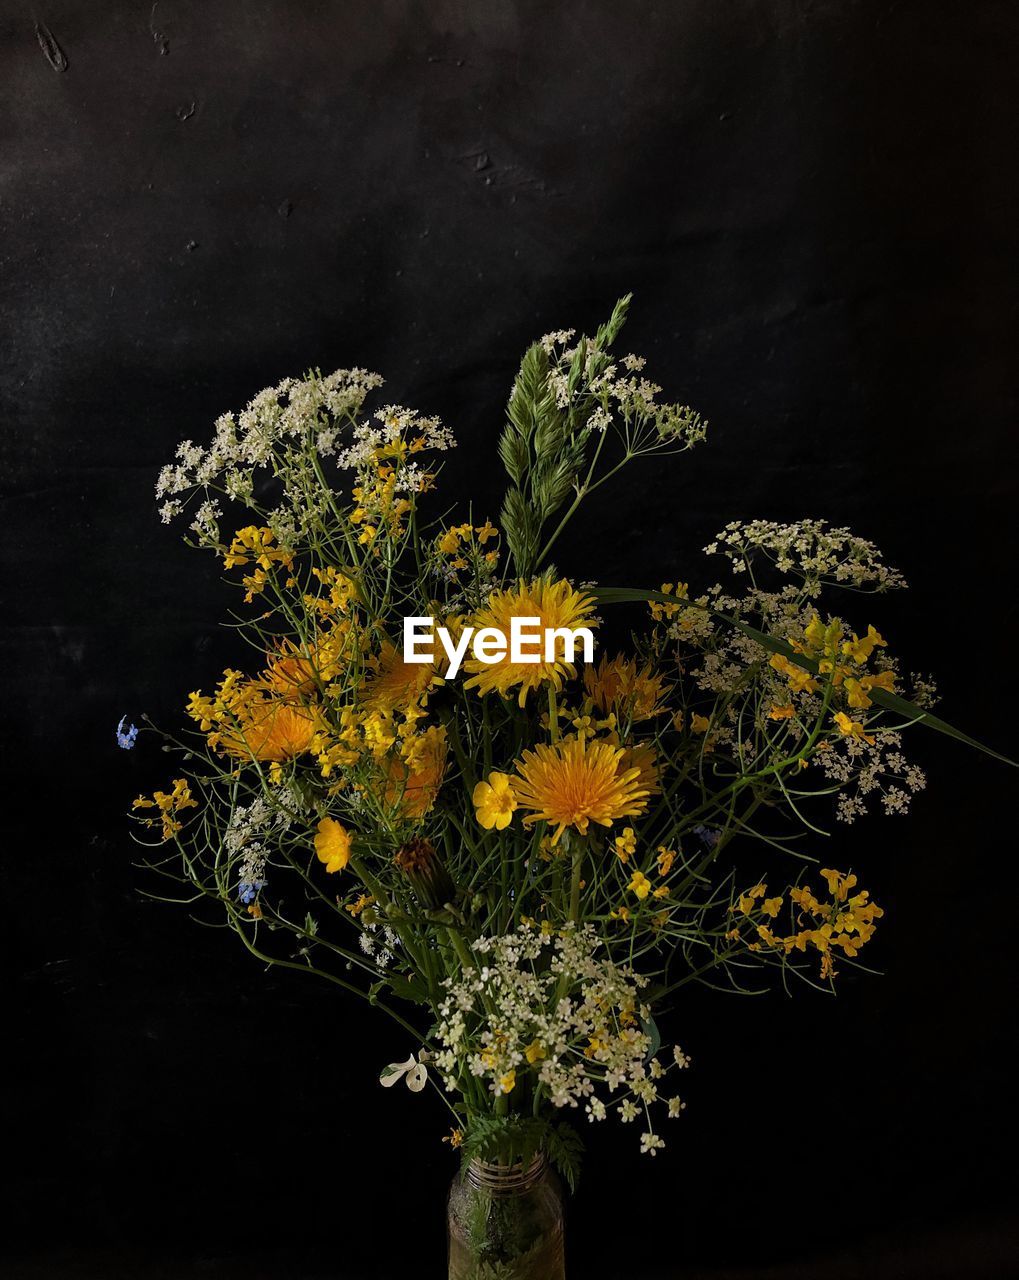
117,716,139,750
692,824,720,848
238,879,267,905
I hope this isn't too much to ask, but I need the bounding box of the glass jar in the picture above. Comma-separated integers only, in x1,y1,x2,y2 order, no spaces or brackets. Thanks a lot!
447,1152,565,1280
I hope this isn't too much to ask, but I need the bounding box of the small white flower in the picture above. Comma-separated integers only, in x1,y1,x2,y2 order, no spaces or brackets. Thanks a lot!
379,1053,429,1093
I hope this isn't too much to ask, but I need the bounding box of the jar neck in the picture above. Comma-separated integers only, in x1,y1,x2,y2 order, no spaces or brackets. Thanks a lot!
465,1152,547,1195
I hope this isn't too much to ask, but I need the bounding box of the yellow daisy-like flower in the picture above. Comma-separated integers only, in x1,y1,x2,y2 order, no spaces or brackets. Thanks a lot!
511,736,650,845
314,817,352,873
472,772,517,830
259,625,353,701
220,699,319,763
583,653,671,722
462,577,596,706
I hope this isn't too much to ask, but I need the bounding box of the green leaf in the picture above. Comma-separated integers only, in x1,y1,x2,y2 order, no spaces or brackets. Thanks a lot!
591,585,1016,767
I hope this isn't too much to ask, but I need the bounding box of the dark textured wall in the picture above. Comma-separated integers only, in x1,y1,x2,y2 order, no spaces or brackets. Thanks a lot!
2,2,1018,1277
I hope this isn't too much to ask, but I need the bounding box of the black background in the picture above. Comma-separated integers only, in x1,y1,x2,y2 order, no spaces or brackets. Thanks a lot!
3,2,1018,1277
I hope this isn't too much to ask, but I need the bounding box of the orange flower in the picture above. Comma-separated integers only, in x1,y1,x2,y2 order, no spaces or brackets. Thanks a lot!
512,736,650,844
383,725,447,818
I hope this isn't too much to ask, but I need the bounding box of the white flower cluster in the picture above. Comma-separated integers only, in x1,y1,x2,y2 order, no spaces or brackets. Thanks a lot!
225,787,299,884
435,924,689,1154
334,404,456,478
536,330,706,450
359,921,400,970
156,368,385,516
816,729,928,822
705,519,907,593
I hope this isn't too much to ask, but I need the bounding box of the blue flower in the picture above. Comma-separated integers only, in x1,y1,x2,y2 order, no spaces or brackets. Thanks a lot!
116,716,139,749
692,824,720,848
238,879,267,905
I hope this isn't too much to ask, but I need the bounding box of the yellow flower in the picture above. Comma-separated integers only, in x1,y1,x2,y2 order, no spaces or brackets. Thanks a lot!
571,713,596,740
472,772,518,831
132,777,197,841
583,653,671,722
628,870,653,899
846,669,896,709
761,896,784,917
462,577,597,706
511,736,651,844
649,582,687,622
656,846,676,876
364,640,439,714
443,1128,464,1148
736,882,767,915
227,702,319,762
382,724,447,818
690,713,711,734
769,652,821,695
223,525,293,572
842,625,887,663
820,867,858,901
314,817,352,873
524,1040,547,1065
345,893,375,917
614,827,637,863
833,711,875,745
768,703,795,720
437,528,461,555
499,1070,517,1094
610,905,631,922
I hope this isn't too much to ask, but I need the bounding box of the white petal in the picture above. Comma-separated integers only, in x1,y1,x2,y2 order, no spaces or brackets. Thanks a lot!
379,1055,415,1087
405,1063,429,1092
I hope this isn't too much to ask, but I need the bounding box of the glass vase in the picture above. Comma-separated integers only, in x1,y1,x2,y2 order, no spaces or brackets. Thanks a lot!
447,1153,565,1280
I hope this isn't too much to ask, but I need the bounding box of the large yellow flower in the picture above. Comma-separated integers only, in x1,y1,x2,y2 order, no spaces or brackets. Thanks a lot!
259,629,348,701
217,696,318,763
511,736,650,844
189,667,319,762
583,653,671,722
462,578,596,706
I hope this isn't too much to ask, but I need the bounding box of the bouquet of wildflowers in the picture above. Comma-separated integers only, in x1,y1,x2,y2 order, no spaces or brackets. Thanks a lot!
129,296,999,1209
